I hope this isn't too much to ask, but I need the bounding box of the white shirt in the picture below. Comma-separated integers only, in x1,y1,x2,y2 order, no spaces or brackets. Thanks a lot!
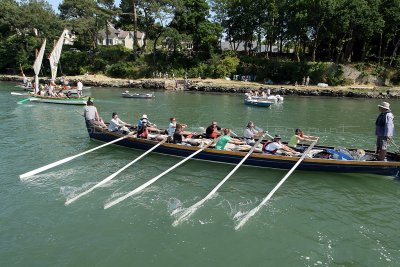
77,81,83,91
265,142,283,152
243,127,257,139
108,117,126,132
84,106,97,121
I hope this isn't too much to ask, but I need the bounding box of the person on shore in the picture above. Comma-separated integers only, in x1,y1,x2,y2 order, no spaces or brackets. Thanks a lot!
84,98,106,128
206,121,222,139
288,129,319,151
375,101,394,161
77,80,83,97
243,121,263,146
215,128,244,150
263,135,298,155
108,112,130,133
306,76,310,86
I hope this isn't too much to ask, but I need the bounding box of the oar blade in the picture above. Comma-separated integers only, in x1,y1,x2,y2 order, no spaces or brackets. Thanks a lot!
66,139,165,206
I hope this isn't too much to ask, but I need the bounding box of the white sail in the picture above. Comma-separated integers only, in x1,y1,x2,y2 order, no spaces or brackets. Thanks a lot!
32,39,46,93
49,29,67,81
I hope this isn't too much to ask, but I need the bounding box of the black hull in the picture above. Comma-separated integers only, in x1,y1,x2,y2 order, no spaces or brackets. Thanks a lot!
86,126,400,177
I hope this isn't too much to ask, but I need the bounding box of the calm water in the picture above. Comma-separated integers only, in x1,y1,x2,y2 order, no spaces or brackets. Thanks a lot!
1,81,399,266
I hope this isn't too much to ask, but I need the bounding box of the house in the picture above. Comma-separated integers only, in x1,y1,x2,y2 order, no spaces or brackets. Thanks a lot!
64,29,76,45
97,23,145,50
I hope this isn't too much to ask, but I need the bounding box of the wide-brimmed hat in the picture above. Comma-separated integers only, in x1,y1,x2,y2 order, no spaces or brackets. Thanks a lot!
142,114,148,119
274,134,281,139
378,102,390,110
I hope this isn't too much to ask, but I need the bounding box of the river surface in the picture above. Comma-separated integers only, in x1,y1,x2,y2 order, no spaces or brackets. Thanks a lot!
1,81,399,266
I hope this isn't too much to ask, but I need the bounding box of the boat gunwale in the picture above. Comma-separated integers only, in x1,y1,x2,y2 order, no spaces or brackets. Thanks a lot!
93,127,400,167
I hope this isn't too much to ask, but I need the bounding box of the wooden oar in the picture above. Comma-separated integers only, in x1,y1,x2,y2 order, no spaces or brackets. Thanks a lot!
20,134,133,180
65,139,167,205
172,133,267,226
104,138,218,209
234,141,317,230
17,97,32,104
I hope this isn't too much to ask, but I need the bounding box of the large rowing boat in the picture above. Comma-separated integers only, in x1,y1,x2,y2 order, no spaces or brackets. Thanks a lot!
85,124,400,177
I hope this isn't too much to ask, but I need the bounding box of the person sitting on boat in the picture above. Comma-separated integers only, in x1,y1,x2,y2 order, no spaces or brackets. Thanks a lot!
215,128,244,150
84,98,107,128
375,101,395,161
168,117,187,140
173,124,186,144
263,135,298,156
48,81,56,97
288,128,319,152
22,74,27,85
137,114,159,133
243,121,263,146
108,112,130,133
206,121,223,139
137,121,149,139
57,88,65,98
26,79,32,88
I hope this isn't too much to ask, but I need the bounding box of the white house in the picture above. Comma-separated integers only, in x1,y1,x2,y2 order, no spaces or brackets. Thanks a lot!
98,24,145,50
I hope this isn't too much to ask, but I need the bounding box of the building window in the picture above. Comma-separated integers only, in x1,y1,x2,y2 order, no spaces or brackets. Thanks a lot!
107,39,113,45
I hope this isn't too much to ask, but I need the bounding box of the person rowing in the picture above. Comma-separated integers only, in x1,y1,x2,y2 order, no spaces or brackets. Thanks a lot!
262,135,299,156
205,121,223,139
288,128,319,152
243,121,263,146
108,112,130,134
168,117,188,142
137,114,159,133
215,128,244,150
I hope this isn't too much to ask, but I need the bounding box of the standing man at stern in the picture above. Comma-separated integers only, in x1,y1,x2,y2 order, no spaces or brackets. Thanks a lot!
375,101,394,161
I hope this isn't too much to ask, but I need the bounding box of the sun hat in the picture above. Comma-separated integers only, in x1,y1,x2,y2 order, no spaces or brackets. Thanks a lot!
378,102,390,110
142,114,148,119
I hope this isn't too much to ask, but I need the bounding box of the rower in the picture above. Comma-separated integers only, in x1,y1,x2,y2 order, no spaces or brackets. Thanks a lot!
243,121,263,146
215,128,244,150
262,135,298,156
108,112,130,134
137,114,159,133
205,121,222,139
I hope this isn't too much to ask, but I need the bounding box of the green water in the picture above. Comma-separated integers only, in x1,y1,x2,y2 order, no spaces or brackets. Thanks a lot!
1,81,399,266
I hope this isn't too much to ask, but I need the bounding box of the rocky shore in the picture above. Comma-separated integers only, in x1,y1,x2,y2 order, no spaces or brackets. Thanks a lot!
2,74,400,98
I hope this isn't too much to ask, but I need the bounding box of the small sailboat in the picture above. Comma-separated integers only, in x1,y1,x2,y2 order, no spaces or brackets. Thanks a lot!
29,30,88,105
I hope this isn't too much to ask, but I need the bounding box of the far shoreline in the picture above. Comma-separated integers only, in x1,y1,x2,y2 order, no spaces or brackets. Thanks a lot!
2,74,400,99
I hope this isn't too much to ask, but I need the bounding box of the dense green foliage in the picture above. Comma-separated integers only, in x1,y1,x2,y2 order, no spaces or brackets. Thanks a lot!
2,0,400,84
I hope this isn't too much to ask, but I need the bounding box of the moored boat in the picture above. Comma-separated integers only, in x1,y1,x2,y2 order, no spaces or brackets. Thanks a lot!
122,91,154,99
244,98,274,107
85,124,400,177
29,95,88,105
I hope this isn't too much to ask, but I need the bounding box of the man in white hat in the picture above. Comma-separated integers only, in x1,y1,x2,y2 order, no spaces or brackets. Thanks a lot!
375,101,394,161
137,114,159,133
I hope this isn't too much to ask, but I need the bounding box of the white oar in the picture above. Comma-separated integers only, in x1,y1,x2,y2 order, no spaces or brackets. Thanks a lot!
235,141,317,230
65,139,167,205
11,92,28,96
172,133,266,226
104,138,218,209
20,134,133,180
